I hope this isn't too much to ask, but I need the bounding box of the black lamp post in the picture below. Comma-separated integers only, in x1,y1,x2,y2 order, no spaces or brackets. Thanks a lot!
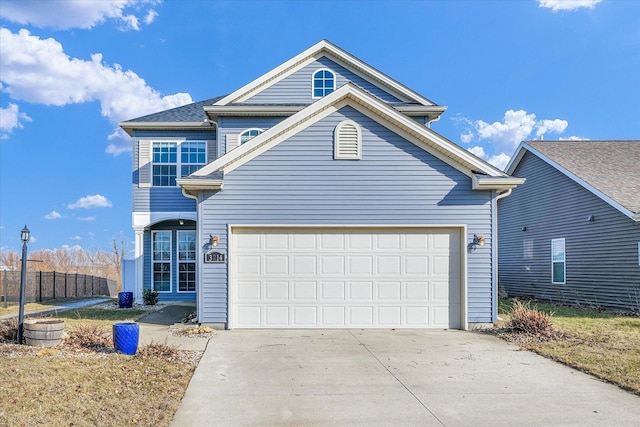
16,225,30,344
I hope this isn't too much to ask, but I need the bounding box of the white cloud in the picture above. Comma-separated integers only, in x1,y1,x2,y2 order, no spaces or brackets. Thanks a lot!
468,146,486,158
537,0,603,12
0,103,32,139
0,0,161,31
460,109,570,154
68,194,112,209
0,28,192,153
144,9,159,25
70,235,82,240
559,136,589,141
468,146,511,171
78,216,97,221
486,153,512,171
535,119,568,137
44,210,62,219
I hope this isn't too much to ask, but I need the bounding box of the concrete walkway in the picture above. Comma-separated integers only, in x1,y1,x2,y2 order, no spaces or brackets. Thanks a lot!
136,303,210,351
171,329,640,427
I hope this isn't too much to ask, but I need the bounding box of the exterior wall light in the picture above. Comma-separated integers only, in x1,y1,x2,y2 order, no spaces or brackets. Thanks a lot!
473,234,485,247
210,235,219,247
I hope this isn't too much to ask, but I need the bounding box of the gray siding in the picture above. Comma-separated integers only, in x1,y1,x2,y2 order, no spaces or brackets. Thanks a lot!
245,57,403,104
499,152,640,311
198,106,494,324
218,116,284,156
132,130,216,213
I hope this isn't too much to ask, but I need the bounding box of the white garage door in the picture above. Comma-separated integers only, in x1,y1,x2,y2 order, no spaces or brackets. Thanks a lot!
230,227,461,329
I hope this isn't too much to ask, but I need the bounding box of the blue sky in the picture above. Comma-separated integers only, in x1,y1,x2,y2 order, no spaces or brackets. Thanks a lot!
1,0,638,256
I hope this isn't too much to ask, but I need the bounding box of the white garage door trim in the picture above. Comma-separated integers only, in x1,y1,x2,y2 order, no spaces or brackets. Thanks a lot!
228,225,468,330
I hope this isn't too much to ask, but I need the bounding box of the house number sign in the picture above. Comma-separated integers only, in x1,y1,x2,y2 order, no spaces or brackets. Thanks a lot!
204,251,226,263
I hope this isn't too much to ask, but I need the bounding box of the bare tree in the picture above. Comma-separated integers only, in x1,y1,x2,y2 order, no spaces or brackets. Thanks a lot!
109,238,127,292
0,250,21,270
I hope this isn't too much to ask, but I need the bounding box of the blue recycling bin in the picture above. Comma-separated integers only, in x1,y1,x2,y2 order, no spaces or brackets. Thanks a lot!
113,322,139,355
118,291,133,308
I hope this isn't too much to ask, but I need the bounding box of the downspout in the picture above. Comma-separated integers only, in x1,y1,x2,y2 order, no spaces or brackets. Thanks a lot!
494,187,513,321
181,188,202,322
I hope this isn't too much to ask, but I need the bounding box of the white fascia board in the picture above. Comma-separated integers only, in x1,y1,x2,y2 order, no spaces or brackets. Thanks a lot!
204,105,303,121
505,142,528,175
119,121,213,136
195,83,509,179
176,178,223,193
472,174,526,191
519,144,638,221
214,40,435,107
132,211,197,229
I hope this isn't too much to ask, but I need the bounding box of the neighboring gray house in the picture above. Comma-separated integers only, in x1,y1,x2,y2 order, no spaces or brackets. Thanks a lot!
499,140,640,311
120,40,524,329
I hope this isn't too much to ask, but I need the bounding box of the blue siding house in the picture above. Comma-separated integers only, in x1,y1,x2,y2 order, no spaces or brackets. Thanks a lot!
120,40,524,329
499,140,640,312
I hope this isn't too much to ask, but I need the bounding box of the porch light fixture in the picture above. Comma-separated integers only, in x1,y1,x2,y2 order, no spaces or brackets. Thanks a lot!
210,235,219,247
473,234,485,247
179,219,185,225
17,225,30,344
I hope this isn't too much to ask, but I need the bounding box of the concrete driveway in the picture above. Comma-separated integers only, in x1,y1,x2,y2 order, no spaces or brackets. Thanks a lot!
171,330,640,426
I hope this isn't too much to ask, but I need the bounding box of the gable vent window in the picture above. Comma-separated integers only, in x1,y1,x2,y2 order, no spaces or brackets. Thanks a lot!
239,128,263,145
312,69,335,98
334,120,362,160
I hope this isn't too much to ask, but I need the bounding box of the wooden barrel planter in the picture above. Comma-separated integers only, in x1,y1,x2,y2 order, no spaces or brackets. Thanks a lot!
23,319,65,347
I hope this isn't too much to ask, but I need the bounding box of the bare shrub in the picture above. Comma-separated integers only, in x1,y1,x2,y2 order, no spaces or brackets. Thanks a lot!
0,318,18,342
65,323,113,352
136,341,180,361
506,300,554,336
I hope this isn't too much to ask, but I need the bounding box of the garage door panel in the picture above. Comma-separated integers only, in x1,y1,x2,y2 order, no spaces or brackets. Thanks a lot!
293,281,317,300
378,281,401,300
320,256,345,274
265,306,289,326
350,281,374,300
265,281,288,300
350,306,374,326
237,281,261,300
406,281,429,300
293,256,316,274
349,256,373,274
232,228,461,328
322,281,346,300
377,256,401,275
237,255,261,274
321,306,346,326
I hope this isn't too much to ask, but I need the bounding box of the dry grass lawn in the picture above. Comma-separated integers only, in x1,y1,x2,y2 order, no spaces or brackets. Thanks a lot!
0,304,200,427
495,299,640,395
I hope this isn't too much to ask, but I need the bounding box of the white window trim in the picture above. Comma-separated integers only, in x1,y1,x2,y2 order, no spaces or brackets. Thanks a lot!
238,128,264,145
551,238,566,285
177,230,197,293
311,68,336,99
152,230,172,293
151,139,208,187
334,119,362,160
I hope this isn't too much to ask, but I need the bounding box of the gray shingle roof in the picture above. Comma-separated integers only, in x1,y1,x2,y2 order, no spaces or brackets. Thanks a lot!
124,96,225,123
528,140,640,215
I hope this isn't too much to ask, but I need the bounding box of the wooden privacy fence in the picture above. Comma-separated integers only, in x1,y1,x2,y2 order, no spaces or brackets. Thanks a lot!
1,271,117,305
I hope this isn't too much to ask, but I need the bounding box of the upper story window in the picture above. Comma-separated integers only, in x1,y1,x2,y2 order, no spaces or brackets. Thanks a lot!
313,69,335,98
240,128,263,145
152,141,206,186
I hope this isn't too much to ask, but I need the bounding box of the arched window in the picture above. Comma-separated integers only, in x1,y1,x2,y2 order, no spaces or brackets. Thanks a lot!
239,128,263,145
312,69,335,98
334,120,362,160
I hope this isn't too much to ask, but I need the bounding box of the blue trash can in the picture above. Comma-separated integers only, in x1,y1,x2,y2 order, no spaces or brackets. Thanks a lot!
113,322,139,355
118,291,133,308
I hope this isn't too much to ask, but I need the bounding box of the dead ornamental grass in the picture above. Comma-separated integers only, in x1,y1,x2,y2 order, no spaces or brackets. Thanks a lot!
495,298,640,395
